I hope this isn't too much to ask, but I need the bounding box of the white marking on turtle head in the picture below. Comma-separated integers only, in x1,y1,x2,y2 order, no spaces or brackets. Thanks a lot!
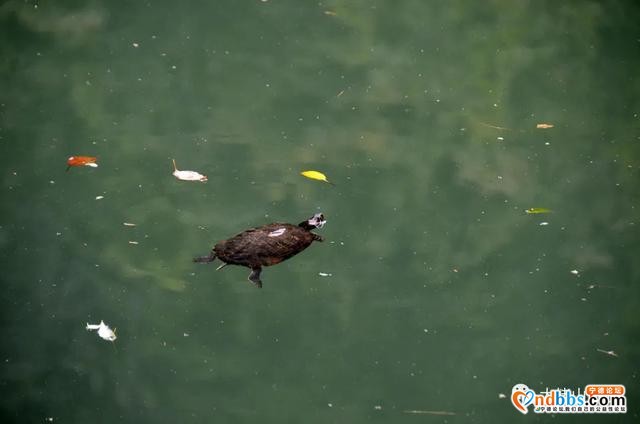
268,228,286,237
308,213,326,229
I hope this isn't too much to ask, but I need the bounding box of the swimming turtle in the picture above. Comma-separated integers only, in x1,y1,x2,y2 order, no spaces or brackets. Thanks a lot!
194,213,326,288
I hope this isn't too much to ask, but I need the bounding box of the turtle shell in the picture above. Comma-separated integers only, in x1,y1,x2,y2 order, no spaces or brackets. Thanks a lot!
214,223,320,268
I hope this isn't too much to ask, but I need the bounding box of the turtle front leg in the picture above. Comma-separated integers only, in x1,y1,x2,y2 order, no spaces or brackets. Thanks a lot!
248,267,263,288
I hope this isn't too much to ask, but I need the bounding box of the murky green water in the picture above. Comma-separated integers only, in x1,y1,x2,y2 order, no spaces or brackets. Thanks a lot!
2,1,639,422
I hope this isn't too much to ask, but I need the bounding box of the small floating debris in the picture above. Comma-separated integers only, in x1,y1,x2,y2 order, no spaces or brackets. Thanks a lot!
570,269,579,275
123,222,137,227
300,170,334,185
86,320,117,342
525,208,551,214
536,123,554,129
128,241,139,245
587,284,615,289
172,159,207,182
403,410,456,416
95,195,104,200
596,348,618,357
67,156,98,171
478,121,511,131
318,272,332,277
539,222,549,226
498,393,507,399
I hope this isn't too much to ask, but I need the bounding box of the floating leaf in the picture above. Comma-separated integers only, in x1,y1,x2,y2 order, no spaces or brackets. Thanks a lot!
172,159,207,182
86,320,117,342
300,170,334,185
536,123,554,129
525,207,552,214
67,156,98,171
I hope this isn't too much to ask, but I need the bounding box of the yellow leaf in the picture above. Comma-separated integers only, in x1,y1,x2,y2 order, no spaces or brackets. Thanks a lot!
525,208,552,214
536,123,554,129
300,170,334,185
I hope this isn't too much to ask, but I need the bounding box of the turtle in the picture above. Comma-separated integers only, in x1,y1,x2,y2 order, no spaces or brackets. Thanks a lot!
194,213,326,288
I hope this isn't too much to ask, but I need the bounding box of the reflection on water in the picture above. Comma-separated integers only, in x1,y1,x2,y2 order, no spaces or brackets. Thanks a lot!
1,1,639,422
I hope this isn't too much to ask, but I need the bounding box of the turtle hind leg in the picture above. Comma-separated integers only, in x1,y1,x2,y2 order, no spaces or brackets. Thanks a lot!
193,253,216,263
248,267,263,288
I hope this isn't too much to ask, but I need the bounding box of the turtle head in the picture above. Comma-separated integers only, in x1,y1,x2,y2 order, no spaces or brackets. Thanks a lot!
299,213,326,231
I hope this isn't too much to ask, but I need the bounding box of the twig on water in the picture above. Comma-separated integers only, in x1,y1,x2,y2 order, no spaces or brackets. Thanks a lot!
403,410,457,416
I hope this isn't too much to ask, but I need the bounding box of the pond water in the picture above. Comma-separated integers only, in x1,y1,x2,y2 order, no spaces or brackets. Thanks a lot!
1,1,639,422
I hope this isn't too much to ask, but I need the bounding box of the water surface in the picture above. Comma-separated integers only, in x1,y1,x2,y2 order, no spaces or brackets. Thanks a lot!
1,1,639,422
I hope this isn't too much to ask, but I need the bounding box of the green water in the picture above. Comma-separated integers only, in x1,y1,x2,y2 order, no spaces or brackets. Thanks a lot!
1,1,639,422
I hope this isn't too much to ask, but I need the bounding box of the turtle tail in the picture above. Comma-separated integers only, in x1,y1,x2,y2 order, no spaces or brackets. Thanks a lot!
193,253,217,264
